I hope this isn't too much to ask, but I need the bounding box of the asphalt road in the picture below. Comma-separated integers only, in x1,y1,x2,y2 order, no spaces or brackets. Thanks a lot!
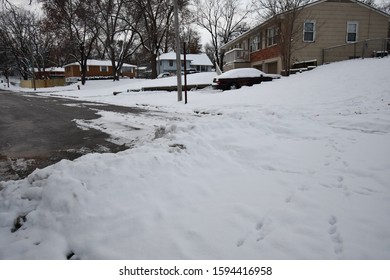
0,90,146,181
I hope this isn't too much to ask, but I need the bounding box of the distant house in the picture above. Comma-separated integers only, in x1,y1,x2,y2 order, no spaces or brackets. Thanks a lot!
20,67,66,89
64,59,136,82
221,0,390,74
35,67,65,80
157,52,213,74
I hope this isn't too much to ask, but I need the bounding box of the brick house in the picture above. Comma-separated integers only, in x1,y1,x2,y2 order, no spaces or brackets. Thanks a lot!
64,59,136,82
35,67,65,80
221,0,390,74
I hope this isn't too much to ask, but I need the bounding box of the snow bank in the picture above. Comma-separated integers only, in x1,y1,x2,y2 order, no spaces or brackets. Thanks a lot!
1,58,390,259
4,72,217,96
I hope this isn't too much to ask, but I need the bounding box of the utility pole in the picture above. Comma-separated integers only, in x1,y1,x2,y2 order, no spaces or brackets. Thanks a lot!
31,52,36,91
183,42,187,104
173,0,182,101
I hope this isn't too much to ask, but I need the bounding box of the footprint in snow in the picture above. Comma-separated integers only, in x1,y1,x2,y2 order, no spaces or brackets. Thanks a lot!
236,218,270,247
236,238,245,247
336,176,344,183
256,219,271,242
328,215,344,256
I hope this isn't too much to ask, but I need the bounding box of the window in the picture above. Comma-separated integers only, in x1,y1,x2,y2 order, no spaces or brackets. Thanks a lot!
100,66,108,72
169,60,173,67
267,27,278,46
347,21,358,43
250,34,262,52
303,21,315,42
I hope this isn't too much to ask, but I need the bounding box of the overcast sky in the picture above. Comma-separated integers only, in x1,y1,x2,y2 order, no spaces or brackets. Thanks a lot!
6,0,387,48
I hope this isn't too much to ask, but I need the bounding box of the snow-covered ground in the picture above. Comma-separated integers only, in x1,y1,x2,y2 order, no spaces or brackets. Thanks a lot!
0,58,389,260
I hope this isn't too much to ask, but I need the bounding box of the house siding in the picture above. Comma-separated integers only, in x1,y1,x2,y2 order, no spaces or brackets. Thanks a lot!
158,60,191,74
221,0,389,74
293,1,389,64
250,45,280,62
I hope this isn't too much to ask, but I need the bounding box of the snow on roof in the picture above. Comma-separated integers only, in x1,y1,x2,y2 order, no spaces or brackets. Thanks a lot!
45,67,65,72
187,53,213,66
64,59,136,68
33,67,65,72
158,52,180,60
158,52,213,66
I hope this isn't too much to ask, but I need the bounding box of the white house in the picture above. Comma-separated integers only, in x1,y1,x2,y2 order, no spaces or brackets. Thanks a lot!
157,52,213,74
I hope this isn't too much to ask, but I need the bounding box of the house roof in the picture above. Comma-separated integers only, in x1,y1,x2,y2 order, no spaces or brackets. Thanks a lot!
187,54,213,66
158,52,181,60
158,52,213,66
46,67,65,72
220,0,390,50
33,67,65,72
64,59,136,68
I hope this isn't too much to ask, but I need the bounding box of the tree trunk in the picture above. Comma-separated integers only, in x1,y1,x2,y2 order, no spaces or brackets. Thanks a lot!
150,52,157,79
111,61,119,81
81,65,87,85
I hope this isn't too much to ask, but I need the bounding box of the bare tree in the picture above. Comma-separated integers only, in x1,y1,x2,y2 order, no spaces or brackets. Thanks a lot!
0,0,13,9
380,1,390,14
95,0,140,81
161,1,193,54
0,8,30,80
0,6,51,80
131,0,175,78
41,0,100,85
128,0,191,78
193,0,251,71
372,0,390,14
180,27,202,54
0,42,12,86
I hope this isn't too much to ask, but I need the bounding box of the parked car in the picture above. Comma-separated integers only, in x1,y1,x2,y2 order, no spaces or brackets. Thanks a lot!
187,68,198,74
157,72,171,78
181,68,198,75
212,68,280,90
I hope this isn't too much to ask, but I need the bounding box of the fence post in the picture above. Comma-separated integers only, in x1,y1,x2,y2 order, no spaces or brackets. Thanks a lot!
362,40,367,58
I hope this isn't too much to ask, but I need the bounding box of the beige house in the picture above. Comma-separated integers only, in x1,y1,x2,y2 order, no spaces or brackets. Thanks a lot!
221,0,390,74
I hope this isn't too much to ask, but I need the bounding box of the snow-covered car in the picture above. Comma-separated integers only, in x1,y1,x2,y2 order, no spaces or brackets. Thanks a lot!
157,72,171,78
212,68,280,90
186,68,198,74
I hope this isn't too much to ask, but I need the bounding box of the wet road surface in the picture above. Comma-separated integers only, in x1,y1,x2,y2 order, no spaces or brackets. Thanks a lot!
0,91,146,181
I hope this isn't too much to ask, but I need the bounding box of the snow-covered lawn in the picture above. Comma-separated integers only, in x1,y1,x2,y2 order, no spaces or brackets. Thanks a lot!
1,58,389,259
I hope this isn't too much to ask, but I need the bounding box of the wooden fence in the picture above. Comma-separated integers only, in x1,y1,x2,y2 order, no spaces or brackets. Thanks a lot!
20,78,65,89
